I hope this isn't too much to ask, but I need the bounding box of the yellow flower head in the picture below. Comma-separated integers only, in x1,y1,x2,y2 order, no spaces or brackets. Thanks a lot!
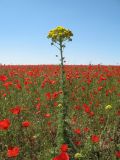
105,104,112,110
47,26,73,43
57,104,63,108
74,153,83,159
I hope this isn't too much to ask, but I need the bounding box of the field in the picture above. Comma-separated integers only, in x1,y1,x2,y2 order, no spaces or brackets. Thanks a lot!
0,64,120,160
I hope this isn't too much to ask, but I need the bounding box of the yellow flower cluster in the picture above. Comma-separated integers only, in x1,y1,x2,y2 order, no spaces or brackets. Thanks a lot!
105,104,112,110
57,103,63,108
47,26,73,42
74,152,83,159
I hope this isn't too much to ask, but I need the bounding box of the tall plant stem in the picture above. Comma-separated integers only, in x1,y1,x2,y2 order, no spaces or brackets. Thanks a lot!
55,41,66,152
60,41,64,91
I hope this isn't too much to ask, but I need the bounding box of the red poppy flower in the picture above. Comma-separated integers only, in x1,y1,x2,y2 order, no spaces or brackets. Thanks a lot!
0,119,10,130
74,105,81,110
0,75,8,82
89,111,94,117
85,106,90,113
115,151,120,158
60,144,68,152
3,81,12,89
91,135,100,143
45,92,51,100
52,92,59,99
98,86,103,91
15,83,22,89
10,106,21,115
116,110,120,116
74,128,81,134
3,93,7,97
74,141,81,146
22,121,31,127
100,76,106,81
83,104,90,113
53,152,69,160
84,127,90,132
99,116,105,123
7,146,20,157
36,103,41,110
47,121,51,126
44,113,51,118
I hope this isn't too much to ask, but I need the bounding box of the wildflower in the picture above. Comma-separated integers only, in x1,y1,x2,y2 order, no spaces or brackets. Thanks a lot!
74,129,81,134
53,152,69,160
22,121,31,127
74,105,81,110
2,93,7,97
0,119,10,130
53,143,69,160
44,113,51,118
54,102,58,107
47,26,73,43
74,153,83,159
45,92,51,100
7,146,20,158
116,110,120,116
84,106,90,113
15,83,22,89
100,75,106,81
60,144,68,152
83,104,90,113
84,127,90,132
47,121,51,126
74,141,81,146
0,74,8,82
3,81,12,89
98,86,103,91
52,92,59,99
105,104,112,110
10,106,21,115
36,103,41,110
115,151,120,158
89,111,94,117
99,116,105,124
91,135,100,143
58,104,63,108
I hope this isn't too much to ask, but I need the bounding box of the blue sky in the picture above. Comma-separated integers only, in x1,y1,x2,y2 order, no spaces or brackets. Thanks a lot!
0,0,120,65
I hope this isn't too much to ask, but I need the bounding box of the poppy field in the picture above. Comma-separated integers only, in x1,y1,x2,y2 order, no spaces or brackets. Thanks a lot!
0,64,120,160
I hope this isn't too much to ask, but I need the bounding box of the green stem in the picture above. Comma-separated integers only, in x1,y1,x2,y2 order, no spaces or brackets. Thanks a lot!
55,41,65,153
60,41,64,91
55,40,75,155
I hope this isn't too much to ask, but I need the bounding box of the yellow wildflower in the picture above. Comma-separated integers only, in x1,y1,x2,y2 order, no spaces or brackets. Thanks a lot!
105,104,112,110
57,104,63,108
47,26,73,43
74,152,83,159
